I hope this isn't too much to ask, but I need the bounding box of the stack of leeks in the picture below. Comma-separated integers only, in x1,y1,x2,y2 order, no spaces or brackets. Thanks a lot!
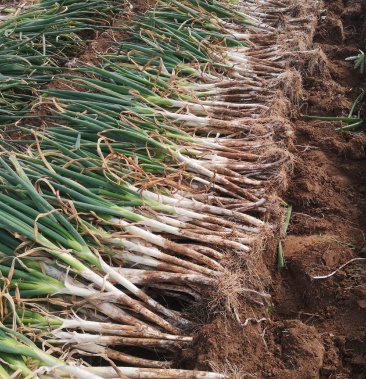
0,0,296,378
0,0,126,127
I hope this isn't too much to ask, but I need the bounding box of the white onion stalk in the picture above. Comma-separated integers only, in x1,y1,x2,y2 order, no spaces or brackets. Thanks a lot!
42,264,178,331
175,151,263,202
125,189,263,231
67,255,190,329
115,252,189,273
198,157,287,171
110,238,218,275
79,366,226,379
190,175,257,201
58,251,184,333
41,368,226,379
128,184,266,227
71,343,172,369
110,216,250,252
107,218,226,269
58,318,191,341
136,212,255,239
19,305,192,343
186,76,263,89
51,331,186,349
115,268,215,286
0,327,104,379
115,238,220,274
97,257,191,327
138,215,257,243
150,97,269,111
152,111,262,131
189,85,264,97
180,136,272,151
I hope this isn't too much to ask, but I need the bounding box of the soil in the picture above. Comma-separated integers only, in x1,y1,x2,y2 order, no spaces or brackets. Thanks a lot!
189,0,366,378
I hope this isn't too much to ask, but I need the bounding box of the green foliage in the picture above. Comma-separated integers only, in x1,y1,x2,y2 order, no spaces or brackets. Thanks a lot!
346,49,366,74
303,92,364,131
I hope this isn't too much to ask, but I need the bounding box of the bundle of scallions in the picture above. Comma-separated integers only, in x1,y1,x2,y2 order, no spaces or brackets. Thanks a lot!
0,0,296,377
0,153,226,375
0,0,125,127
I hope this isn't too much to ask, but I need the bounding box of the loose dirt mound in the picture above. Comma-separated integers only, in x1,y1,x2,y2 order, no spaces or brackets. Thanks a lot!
190,0,366,378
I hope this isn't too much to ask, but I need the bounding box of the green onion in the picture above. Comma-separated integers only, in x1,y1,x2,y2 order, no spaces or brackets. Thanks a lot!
0,326,104,379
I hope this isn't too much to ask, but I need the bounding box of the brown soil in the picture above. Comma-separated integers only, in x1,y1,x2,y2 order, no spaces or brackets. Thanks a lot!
189,1,366,378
